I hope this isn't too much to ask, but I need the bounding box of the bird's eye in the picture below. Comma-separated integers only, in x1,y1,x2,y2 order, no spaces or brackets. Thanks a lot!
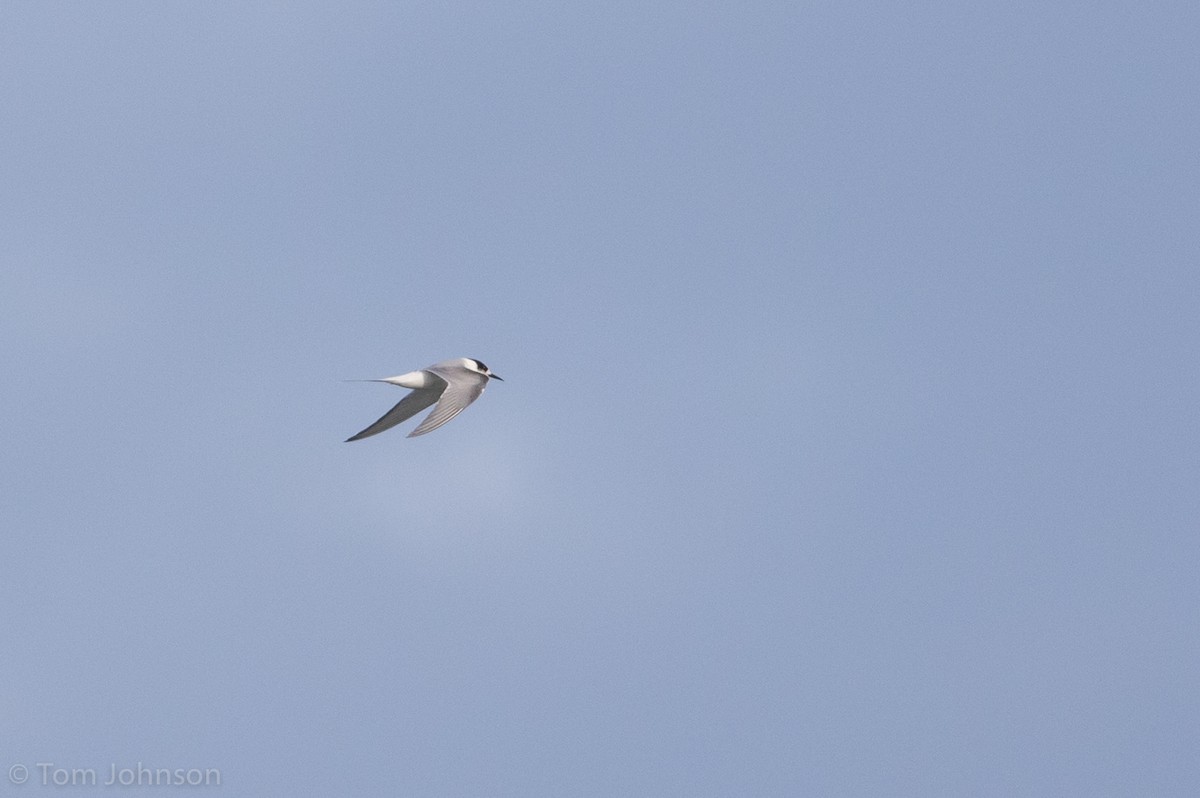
474,360,488,371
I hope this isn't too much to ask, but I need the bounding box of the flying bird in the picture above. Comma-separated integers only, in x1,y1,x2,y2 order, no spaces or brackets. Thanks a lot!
345,358,503,442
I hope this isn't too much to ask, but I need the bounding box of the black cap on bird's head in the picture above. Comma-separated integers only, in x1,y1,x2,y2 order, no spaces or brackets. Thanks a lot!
470,358,503,381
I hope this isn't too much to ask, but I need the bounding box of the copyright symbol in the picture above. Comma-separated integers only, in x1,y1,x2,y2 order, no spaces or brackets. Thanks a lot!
8,763,28,784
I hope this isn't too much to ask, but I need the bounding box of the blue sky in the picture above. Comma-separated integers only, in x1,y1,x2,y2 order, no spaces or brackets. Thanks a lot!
2,2,1198,795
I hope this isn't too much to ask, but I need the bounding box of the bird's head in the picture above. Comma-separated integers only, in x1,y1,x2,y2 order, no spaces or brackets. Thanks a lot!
466,358,503,381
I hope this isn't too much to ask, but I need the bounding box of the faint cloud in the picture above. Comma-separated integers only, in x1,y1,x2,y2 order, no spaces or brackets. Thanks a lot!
350,431,531,539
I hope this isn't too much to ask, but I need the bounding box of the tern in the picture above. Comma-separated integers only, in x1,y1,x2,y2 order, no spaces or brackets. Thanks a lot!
345,358,503,442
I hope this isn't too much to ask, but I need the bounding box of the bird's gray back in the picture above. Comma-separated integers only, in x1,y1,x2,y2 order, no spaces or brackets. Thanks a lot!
407,364,489,437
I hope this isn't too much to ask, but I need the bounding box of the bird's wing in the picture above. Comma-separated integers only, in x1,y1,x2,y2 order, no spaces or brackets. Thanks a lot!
345,379,446,442
407,371,488,437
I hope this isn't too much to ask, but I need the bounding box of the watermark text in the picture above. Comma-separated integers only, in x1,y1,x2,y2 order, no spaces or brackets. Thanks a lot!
6,761,221,788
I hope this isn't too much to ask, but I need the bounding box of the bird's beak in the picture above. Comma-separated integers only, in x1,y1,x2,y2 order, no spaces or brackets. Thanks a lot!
490,373,504,381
